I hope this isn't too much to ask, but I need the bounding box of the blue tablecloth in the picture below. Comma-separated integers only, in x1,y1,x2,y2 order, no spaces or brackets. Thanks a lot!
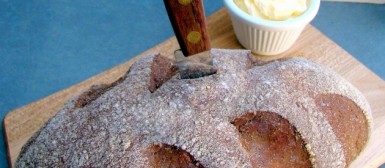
1,1,384,167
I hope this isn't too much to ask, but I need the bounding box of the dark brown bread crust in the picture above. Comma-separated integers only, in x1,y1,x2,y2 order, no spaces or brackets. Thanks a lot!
232,112,312,168
75,84,112,108
15,49,372,167
75,71,127,108
315,94,369,165
149,54,178,93
148,144,204,168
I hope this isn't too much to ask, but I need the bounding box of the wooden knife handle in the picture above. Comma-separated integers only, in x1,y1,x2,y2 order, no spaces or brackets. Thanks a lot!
163,0,211,56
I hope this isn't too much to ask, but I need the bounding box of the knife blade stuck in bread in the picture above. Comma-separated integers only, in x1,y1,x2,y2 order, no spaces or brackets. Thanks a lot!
163,0,217,79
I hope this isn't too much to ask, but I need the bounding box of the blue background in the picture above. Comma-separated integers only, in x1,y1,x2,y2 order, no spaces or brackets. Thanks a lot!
1,0,384,167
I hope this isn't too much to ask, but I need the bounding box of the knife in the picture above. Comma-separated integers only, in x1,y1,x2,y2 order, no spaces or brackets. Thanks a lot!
163,0,217,79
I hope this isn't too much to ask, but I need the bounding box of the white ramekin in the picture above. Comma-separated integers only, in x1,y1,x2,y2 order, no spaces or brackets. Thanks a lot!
224,0,320,55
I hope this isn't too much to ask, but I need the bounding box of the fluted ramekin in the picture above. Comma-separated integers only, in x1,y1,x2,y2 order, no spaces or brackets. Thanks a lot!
224,0,320,55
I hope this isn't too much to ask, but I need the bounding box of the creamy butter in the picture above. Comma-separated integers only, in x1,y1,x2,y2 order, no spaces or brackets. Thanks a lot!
234,0,308,21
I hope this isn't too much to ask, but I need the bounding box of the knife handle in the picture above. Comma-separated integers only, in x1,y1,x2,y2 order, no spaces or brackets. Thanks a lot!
163,0,211,56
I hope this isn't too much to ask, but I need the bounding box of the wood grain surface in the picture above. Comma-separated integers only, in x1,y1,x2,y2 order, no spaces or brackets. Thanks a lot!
3,8,385,168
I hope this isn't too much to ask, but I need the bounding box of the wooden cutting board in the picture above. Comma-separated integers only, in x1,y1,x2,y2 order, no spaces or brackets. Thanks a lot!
3,8,385,168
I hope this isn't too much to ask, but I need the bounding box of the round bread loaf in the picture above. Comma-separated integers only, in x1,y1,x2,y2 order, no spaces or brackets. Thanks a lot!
15,49,372,167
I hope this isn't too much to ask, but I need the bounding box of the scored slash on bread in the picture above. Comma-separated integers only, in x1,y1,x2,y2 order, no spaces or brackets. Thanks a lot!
15,49,372,168
148,54,178,93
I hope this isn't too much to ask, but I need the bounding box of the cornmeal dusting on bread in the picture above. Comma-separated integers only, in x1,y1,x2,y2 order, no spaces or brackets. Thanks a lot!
16,49,372,168
305,143,316,164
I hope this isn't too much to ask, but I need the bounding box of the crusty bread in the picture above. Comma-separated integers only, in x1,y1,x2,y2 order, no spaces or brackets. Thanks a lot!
15,49,372,167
